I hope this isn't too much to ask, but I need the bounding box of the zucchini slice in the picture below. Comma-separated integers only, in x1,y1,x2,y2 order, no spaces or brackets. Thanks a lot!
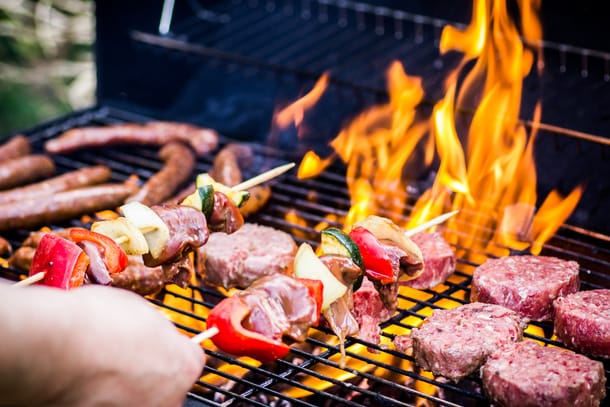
320,227,365,270
180,184,215,219
196,173,250,207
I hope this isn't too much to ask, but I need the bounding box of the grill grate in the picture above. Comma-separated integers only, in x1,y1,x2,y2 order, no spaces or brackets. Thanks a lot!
1,106,608,406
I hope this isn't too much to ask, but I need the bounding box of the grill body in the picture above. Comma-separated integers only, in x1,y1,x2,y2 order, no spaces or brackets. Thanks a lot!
1,1,610,406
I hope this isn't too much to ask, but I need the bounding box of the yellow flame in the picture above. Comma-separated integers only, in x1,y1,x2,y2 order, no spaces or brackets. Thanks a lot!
297,151,334,179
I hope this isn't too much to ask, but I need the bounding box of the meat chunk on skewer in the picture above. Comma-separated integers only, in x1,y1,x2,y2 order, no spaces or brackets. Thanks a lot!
402,231,456,290
197,223,297,290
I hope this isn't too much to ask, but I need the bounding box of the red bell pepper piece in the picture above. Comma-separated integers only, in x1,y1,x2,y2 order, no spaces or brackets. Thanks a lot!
69,228,128,275
349,226,395,284
29,234,90,290
295,278,323,325
206,296,290,363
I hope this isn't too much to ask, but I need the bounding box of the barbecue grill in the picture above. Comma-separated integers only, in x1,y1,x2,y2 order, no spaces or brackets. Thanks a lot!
1,1,609,406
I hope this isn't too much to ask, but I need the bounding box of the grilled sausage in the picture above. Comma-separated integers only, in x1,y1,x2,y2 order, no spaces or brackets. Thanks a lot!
7,246,36,271
0,182,138,232
0,165,111,205
0,155,55,191
0,235,11,256
44,121,219,157
0,135,31,161
127,142,196,206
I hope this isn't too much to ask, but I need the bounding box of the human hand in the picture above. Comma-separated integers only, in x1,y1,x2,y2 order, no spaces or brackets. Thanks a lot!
0,284,205,407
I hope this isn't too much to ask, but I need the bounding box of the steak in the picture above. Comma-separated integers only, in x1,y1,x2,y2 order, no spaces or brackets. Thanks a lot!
471,255,580,321
481,340,607,407
410,302,525,381
196,223,297,289
553,289,610,358
403,232,456,290
352,277,394,345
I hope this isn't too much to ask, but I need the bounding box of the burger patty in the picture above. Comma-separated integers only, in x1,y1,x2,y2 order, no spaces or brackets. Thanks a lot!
410,302,525,381
553,289,610,358
196,223,297,289
403,231,456,290
471,255,580,321
481,340,607,407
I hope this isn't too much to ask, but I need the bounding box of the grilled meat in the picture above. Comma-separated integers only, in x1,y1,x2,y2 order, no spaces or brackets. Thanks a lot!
352,277,394,345
142,204,209,267
0,235,11,256
207,191,244,233
0,165,111,205
409,302,525,381
0,182,138,232
237,274,319,343
0,155,55,191
553,289,610,358
481,341,606,407
127,142,196,206
110,255,165,296
44,121,219,157
471,255,580,321
403,232,456,290
197,223,296,289
0,135,31,161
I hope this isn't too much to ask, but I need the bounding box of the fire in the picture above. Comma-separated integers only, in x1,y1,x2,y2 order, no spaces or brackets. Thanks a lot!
275,73,329,129
295,0,583,256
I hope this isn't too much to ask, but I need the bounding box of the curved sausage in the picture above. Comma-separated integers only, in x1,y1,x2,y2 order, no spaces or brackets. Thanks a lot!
0,135,31,161
0,235,11,256
0,155,55,191
0,165,111,205
44,121,218,157
0,181,138,232
127,142,196,206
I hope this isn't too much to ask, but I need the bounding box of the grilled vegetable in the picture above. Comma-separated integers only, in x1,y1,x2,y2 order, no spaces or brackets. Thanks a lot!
320,227,365,290
293,243,347,310
206,296,291,363
196,173,250,207
119,201,169,259
29,234,89,290
69,228,128,275
91,217,149,255
180,184,214,219
295,278,323,325
349,226,396,284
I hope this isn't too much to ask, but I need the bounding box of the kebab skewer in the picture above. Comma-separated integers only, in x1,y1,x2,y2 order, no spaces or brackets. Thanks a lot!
12,163,295,289
205,214,447,364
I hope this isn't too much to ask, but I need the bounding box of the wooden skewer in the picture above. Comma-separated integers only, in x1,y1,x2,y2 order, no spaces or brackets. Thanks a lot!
13,271,46,287
405,210,459,237
190,327,219,344
231,162,295,191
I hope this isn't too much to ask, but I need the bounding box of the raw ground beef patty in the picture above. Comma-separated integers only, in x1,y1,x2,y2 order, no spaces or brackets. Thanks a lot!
196,223,297,289
403,231,456,290
471,255,580,321
410,302,525,381
481,340,607,407
553,289,610,358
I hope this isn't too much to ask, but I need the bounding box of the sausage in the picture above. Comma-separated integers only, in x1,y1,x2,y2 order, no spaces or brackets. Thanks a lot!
0,235,11,256
127,142,196,206
0,181,138,232
44,121,219,157
211,146,243,187
0,135,31,161
0,165,111,205
0,155,55,191
7,246,36,271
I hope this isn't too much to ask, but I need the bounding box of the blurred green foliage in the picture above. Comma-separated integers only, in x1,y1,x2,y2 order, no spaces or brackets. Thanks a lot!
0,0,94,138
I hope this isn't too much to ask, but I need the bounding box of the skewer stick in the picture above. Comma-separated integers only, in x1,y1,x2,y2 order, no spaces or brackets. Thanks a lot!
405,210,459,237
231,162,295,191
13,271,46,287
190,327,219,343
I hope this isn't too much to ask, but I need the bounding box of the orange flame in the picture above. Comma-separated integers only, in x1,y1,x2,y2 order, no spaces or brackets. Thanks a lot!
275,73,329,129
